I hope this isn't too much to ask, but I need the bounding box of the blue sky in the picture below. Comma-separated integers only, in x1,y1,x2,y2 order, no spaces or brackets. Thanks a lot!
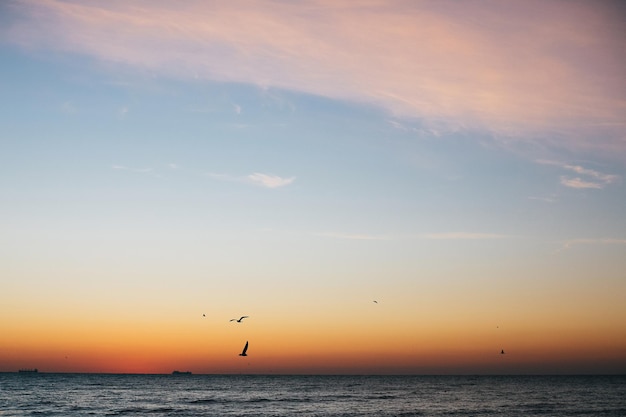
3,44,623,248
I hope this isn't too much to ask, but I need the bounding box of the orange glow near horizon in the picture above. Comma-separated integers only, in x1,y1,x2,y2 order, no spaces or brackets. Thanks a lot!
3,310,625,374
2,274,626,375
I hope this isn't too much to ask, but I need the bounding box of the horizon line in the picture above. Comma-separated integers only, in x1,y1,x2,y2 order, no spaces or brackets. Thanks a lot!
3,371,625,377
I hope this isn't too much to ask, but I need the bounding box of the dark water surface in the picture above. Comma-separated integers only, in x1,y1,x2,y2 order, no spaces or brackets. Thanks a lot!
1,374,624,416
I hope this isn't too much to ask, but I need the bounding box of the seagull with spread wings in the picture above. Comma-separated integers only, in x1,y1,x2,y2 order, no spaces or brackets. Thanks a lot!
230,316,249,323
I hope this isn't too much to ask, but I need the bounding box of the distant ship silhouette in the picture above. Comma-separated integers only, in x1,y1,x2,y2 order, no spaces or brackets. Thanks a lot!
171,370,192,375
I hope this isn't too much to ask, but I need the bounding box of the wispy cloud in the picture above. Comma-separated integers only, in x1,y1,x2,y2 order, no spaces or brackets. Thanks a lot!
313,231,510,241
419,232,510,240
536,160,620,189
559,238,626,252
206,172,295,188
247,173,295,188
5,0,625,157
205,172,235,181
559,176,604,190
387,119,409,132
562,165,619,183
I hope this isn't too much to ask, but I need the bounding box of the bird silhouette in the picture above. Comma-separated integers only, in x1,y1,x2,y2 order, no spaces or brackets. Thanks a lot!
230,316,249,322
239,341,249,356
373,300,378,304
500,349,505,355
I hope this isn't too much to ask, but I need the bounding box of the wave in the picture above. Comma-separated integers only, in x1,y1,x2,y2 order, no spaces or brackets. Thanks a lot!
188,398,222,404
108,406,178,415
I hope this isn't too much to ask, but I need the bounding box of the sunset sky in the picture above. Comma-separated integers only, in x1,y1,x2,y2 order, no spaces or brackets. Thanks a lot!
1,0,625,375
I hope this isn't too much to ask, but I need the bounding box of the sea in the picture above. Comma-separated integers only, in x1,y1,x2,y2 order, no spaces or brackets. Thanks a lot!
0,374,625,416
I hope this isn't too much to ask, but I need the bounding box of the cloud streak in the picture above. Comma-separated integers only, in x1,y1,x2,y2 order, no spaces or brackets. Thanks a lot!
247,173,295,188
559,176,603,190
537,160,620,189
559,238,626,252
419,232,510,240
313,231,511,241
4,0,625,157
206,172,295,188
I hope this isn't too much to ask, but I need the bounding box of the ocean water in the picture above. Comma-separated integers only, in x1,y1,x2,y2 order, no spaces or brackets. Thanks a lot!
0,374,624,416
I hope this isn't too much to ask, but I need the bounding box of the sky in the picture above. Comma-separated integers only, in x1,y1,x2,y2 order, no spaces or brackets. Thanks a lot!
1,0,625,375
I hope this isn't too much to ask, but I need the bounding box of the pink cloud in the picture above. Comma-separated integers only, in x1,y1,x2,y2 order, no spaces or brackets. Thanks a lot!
5,0,625,156
206,172,295,188
559,176,604,189
247,173,295,188
536,159,620,189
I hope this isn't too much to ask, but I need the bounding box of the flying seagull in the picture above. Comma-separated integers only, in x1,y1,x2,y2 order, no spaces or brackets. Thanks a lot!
373,300,378,304
230,316,249,322
500,349,505,355
239,341,249,357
